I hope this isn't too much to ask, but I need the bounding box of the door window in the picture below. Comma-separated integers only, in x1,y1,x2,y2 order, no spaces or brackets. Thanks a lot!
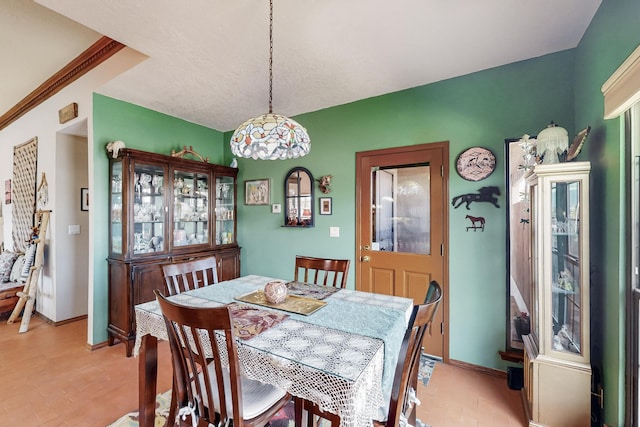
371,165,430,254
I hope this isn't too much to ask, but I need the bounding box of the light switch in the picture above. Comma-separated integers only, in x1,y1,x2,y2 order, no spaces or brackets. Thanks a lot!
330,227,339,237
68,224,80,235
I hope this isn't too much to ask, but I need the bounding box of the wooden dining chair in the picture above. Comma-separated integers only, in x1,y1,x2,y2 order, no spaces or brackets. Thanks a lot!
162,255,219,295
294,286,443,427
155,290,292,427
161,256,220,424
294,256,350,289
425,280,442,305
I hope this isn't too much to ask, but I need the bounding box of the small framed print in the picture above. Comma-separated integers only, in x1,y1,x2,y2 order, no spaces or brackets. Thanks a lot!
245,179,270,205
4,179,11,204
81,188,89,211
319,197,332,215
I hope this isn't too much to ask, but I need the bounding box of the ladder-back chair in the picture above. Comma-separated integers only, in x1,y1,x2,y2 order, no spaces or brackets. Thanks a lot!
155,290,291,427
162,255,219,296
294,282,443,427
294,256,350,289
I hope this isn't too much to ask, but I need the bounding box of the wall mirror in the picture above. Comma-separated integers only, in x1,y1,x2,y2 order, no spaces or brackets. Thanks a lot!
505,137,534,353
284,167,314,227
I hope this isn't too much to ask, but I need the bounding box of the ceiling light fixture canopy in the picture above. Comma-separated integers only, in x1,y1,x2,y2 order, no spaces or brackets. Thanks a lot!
230,0,310,160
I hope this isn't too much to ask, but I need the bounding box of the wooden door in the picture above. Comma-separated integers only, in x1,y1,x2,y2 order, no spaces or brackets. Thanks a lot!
356,142,449,359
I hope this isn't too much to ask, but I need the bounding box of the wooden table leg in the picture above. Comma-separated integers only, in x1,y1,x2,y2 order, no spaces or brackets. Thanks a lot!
139,334,158,427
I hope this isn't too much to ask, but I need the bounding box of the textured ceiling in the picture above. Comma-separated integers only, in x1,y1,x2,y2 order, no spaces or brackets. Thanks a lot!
4,1,601,132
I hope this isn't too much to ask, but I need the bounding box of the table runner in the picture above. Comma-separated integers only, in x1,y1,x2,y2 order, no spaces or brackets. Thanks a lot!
285,280,340,300
227,302,289,339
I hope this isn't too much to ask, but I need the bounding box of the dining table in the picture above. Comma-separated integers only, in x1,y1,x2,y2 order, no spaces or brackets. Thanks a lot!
133,274,413,427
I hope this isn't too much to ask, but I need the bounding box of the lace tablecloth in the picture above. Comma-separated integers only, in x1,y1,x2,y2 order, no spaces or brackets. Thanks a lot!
134,275,412,427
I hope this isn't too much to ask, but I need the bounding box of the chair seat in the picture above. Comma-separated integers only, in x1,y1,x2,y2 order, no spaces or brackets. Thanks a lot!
196,365,289,420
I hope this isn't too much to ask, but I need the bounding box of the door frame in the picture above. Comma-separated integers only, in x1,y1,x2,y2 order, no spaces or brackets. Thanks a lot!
355,141,450,362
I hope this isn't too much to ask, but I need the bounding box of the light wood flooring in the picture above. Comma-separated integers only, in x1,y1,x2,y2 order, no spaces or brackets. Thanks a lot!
0,316,526,427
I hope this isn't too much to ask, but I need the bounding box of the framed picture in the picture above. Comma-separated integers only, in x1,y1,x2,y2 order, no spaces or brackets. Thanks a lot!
81,188,89,211
245,179,270,205
319,197,332,215
4,179,11,204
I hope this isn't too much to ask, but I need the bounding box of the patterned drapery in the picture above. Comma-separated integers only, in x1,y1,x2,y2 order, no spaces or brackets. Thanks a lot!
12,137,37,253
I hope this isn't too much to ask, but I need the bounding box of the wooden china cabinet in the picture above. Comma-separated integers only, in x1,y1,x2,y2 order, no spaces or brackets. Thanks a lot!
522,161,591,427
107,148,240,356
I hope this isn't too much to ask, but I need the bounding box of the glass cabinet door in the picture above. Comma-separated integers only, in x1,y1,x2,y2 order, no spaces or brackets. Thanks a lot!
132,162,166,255
173,170,209,247
550,179,582,355
215,175,235,245
110,161,123,254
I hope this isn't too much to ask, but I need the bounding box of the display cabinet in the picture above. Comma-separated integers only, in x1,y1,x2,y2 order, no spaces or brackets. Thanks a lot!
107,148,240,356
522,161,591,427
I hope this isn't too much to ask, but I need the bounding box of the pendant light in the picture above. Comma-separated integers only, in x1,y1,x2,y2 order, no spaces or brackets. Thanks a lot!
230,0,311,160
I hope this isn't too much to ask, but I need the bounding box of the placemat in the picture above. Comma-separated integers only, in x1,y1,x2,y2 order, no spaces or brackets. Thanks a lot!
228,302,289,340
235,290,327,316
285,281,340,300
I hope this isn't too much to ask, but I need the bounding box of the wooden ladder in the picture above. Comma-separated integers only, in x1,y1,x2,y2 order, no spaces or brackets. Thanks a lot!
7,210,51,333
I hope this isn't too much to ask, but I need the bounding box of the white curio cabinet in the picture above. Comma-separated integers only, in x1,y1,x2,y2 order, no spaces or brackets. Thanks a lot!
523,161,592,427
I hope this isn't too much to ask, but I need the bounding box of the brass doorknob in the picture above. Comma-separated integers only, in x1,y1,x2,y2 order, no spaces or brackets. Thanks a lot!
362,245,370,251
361,256,371,262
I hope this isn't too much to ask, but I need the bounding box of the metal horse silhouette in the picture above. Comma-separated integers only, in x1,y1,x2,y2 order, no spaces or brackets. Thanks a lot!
465,215,485,232
451,186,500,210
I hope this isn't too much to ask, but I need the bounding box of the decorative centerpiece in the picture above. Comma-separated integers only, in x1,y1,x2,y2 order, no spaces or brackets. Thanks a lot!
264,280,287,304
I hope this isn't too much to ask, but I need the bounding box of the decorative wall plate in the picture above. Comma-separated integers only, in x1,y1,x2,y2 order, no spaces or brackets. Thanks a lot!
456,147,497,181
566,126,591,161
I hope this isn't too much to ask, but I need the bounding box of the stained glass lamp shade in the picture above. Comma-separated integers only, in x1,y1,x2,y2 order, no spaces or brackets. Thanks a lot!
230,113,310,160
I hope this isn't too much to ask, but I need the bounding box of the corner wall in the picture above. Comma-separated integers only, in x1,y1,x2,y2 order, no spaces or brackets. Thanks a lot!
53,131,89,321
91,94,226,344
573,0,640,424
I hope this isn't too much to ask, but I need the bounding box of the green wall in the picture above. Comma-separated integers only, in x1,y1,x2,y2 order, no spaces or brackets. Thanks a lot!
91,94,225,343
225,51,575,371
574,0,640,424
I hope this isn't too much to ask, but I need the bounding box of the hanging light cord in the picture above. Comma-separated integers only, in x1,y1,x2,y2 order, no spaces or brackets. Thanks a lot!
268,0,274,114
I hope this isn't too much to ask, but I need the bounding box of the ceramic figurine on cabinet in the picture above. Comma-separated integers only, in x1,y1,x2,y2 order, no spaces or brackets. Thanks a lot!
106,140,126,158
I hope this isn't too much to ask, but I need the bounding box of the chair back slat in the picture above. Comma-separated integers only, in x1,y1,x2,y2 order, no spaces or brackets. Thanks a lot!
294,256,350,289
162,255,218,295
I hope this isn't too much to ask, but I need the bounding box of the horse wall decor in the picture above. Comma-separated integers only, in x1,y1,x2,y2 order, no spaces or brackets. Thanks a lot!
451,186,501,210
466,215,485,232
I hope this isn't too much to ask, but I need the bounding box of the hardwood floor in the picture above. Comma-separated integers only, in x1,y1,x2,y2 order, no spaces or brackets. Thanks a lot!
417,362,527,427
0,316,526,427
0,315,173,426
